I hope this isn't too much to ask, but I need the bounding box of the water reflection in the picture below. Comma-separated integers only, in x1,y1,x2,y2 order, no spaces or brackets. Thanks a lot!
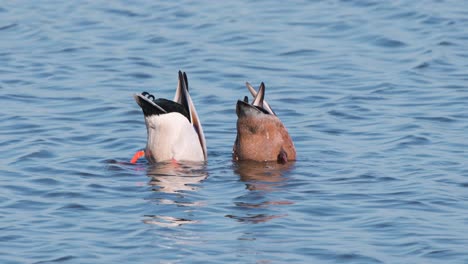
142,215,198,228
229,161,295,224
146,161,208,193
235,160,295,191
142,161,207,227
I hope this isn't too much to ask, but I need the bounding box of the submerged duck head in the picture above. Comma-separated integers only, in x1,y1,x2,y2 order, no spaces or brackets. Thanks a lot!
233,82,296,163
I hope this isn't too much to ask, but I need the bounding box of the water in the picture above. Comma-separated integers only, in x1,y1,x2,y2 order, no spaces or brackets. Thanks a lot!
1,1,468,263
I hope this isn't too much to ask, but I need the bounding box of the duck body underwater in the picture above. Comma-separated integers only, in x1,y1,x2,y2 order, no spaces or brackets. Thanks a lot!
132,71,207,163
233,82,296,163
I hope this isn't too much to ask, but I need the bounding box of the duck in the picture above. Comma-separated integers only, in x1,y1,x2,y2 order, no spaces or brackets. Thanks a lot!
132,71,207,163
233,82,296,163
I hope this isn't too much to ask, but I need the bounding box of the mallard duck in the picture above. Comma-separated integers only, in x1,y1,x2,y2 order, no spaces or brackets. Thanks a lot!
233,82,296,163
132,71,207,163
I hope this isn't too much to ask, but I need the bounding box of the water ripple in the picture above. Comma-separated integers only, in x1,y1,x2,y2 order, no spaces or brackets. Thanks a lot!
1,0,468,263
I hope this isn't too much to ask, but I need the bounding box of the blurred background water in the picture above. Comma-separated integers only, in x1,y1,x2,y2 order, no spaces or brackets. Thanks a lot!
1,0,468,263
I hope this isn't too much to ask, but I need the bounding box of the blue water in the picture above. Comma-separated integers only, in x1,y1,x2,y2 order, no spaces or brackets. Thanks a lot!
1,1,468,263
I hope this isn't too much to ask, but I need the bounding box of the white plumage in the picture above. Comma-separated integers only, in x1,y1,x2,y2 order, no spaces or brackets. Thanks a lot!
144,112,204,162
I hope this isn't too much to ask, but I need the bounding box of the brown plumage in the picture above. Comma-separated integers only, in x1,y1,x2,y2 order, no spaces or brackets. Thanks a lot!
233,82,296,163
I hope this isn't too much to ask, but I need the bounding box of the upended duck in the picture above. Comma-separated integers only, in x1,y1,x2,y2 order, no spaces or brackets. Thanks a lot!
233,82,296,163
131,71,207,163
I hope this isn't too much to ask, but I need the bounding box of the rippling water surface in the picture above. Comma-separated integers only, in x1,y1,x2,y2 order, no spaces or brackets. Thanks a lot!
1,1,468,263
